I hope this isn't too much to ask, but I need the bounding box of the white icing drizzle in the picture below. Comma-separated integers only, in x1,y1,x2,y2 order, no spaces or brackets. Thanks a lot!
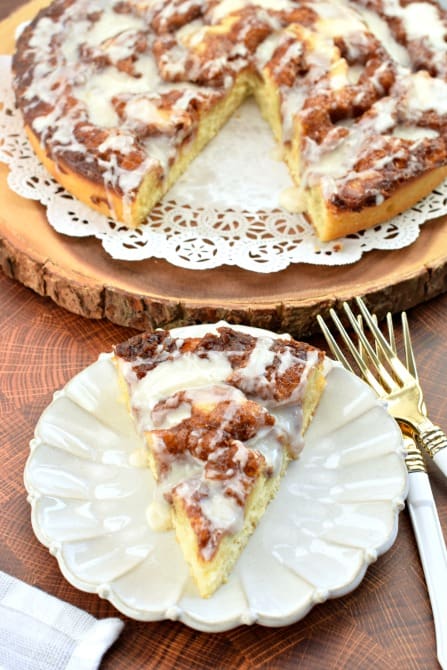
350,3,411,67
255,31,283,69
121,350,233,432
115,329,321,550
232,336,276,391
200,488,242,533
382,0,447,52
315,6,366,38
84,11,144,47
210,0,295,24
392,126,439,141
147,452,204,531
402,72,447,117
279,185,307,213
303,99,396,193
14,0,447,222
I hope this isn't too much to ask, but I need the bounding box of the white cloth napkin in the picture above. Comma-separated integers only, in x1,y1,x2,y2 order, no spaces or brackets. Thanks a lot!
0,572,124,670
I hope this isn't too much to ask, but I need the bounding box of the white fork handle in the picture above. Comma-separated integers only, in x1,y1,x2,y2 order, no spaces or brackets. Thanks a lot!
433,449,447,480
407,471,447,669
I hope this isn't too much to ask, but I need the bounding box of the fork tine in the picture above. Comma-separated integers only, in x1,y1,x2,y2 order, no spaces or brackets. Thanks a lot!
401,312,419,382
385,312,406,387
356,314,365,358
356,314,375,361
355,297,414,384
316,314,354,374
322,307,392,396
401,312,428,415
367,311,406,378
358,313,384,367
386,310,419,382
365,311,400,377
386,312,396,355
342,302,400,392
355,298,396,359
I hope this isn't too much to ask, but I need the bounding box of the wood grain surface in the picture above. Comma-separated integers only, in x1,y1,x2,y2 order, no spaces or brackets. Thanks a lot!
3,0,447,336
1,2,447,669
3,267,447,670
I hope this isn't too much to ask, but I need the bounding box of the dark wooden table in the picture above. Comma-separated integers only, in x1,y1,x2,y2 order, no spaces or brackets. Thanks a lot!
2,1,447,668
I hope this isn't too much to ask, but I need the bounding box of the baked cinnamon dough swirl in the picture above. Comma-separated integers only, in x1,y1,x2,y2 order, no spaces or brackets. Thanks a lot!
113,325,326,597
12,0,447,241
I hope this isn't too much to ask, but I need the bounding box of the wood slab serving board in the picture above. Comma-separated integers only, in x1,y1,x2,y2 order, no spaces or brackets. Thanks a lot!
3,0,447,337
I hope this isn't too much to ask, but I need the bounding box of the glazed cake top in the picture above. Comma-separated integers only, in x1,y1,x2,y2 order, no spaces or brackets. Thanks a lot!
114,326,324,559
13,0,447,220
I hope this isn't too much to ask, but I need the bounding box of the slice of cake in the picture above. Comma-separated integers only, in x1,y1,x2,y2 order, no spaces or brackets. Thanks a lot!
113,324,326,597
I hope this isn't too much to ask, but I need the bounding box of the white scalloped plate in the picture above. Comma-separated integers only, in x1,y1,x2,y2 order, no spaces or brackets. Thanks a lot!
24,324,408,632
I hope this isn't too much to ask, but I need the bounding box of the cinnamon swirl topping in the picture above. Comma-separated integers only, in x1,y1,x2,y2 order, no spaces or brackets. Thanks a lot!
13,0,447,240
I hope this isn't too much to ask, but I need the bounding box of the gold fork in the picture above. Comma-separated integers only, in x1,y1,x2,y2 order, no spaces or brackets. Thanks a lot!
317,298,447,670
356,311,426,475
317,297,447,478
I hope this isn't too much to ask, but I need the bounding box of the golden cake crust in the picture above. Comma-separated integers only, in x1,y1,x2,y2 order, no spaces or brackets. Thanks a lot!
13,0,447,241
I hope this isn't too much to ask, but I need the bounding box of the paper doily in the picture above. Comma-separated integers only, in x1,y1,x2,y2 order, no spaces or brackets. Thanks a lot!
1,55,447,273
